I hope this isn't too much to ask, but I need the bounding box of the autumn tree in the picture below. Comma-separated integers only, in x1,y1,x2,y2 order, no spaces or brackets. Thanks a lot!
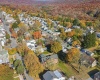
67,30,75,37
33,20,41,31
24,50,44,79
72,40,81,47
66,48,80,63
79,20,86,28
18,22,26,28
47,19,52,29
33,31,42,39
8,48,17,55
16,42,29,56
11,31,17,38
51,41,62,53
66,22,72,28
17,26,28,37
59,28,66,40
45,59,57,70
0,64,14,80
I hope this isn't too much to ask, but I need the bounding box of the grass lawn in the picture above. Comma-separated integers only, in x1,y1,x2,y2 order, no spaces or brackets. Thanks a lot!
9,58,14,64
13,73,20,80
43,51,50,54
58,60,76,78
14,78,20,80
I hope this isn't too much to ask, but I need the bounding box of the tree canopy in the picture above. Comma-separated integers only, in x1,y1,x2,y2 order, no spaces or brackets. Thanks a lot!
51,41,62,53
24,50,44,79
66,48,80,63
14,59,24,74
83,32,96,48
0,64,14,80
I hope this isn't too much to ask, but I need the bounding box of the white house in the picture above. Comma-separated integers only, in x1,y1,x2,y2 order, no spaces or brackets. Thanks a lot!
65,28,72,32
0,50,9,64
26,40,36,51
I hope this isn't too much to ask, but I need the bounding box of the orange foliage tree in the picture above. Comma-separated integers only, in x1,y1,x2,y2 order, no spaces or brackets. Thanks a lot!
67,30,75,37
33,31,42,39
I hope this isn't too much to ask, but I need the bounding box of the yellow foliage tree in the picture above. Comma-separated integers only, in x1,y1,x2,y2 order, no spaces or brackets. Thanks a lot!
66,48,80,63
66,22,72,28
72,40,81,47
24,52,44,79
8,48,16,55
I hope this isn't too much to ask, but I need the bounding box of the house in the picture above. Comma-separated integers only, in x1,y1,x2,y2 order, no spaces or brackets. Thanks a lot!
43,70,65,80
94,72,100,80
26,40,36,51
24,32,31,40
35,45,45,53
0,50,9,64
86,27,94,34
52,32,60,36
39,54,58,64
68,76,75,80
86,50,94,56
96,32,100,39
72,26,80,29
65,28,72,32
80,54,96,67
66,37,72,45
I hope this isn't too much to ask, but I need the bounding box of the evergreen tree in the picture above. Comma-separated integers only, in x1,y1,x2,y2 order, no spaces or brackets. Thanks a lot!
73,18,80,26
83,32,96,48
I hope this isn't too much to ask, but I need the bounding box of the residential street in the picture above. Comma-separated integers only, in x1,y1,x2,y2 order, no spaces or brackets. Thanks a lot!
15,53,34,80
0,12,33,80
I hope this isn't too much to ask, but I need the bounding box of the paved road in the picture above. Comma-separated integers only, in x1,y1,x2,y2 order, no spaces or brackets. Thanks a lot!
10,38,17,48
15,53,34,80
1,12,18,48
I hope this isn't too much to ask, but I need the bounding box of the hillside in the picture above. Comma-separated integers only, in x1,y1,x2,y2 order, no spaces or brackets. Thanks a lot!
0,0,100,20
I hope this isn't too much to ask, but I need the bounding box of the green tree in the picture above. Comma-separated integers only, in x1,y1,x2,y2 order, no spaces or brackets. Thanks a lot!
86,22,92,26
73,18,80,26
83,32,96,48
12,22,19,29
14,59,22,67
98,57,100,69
16,65,24,74
6,33,10,39
51,41,62,53
14,60,24,74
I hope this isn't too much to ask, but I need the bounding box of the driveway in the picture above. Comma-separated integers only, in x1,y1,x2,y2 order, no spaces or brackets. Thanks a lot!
10,38,17,48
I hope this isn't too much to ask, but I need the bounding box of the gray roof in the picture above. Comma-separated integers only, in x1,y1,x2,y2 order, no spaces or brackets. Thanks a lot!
43,71,57,80
80,54,95,66
43,70,63,80
0,50,9,64
96,33,100,38
94,72,100,80
39,54,58,63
